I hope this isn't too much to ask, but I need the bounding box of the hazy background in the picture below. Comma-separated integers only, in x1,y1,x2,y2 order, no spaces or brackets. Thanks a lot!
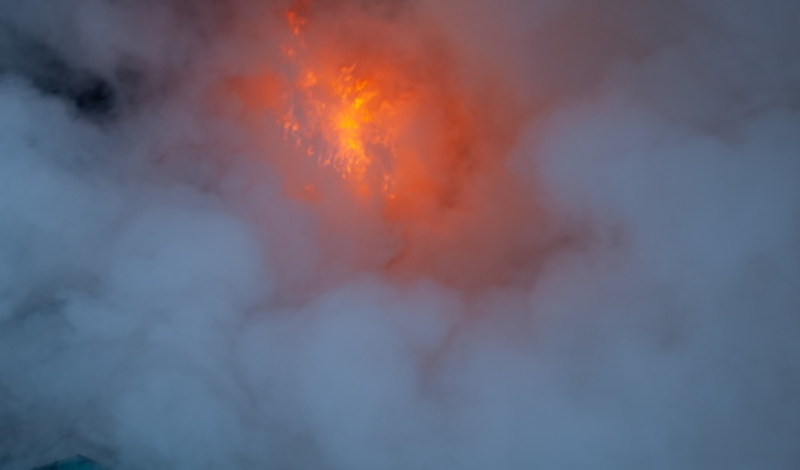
1,0,799,468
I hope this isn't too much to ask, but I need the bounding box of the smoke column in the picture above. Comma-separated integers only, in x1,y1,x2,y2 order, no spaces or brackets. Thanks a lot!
1,0,800,468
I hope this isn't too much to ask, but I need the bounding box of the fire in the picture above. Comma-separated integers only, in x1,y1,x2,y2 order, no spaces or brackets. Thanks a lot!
224,0,485,213
220,0,539,288
279,2,404,197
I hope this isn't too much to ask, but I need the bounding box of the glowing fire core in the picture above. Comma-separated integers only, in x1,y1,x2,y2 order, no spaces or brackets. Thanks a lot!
280,4,404,196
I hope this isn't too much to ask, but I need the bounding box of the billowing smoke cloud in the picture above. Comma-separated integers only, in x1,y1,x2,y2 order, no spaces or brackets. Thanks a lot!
1,0,800,469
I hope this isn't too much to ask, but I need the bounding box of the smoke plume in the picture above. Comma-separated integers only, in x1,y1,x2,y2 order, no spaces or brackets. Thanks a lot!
1,0,799,468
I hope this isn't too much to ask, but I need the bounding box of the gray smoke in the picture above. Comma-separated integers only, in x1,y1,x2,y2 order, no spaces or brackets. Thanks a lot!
1,0,799,469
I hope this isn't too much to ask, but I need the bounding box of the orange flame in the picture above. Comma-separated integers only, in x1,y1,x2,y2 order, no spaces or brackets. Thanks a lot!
279,2,403,197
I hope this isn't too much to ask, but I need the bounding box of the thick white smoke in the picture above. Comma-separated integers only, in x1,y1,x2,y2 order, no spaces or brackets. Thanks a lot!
1,0,800,469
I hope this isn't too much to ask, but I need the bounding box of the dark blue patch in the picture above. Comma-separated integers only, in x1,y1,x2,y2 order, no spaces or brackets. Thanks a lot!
31,455,109,470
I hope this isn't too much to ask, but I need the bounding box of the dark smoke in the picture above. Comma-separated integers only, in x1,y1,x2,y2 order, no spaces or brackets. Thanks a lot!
1,0,800,469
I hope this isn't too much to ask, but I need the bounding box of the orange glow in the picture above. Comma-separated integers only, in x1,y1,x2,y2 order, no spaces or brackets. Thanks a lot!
224,0,512,216
279,2,407,198
219,0,541,289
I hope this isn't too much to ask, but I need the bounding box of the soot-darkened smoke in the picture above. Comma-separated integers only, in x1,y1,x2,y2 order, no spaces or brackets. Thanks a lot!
0,25,117,118
1,0,800,469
